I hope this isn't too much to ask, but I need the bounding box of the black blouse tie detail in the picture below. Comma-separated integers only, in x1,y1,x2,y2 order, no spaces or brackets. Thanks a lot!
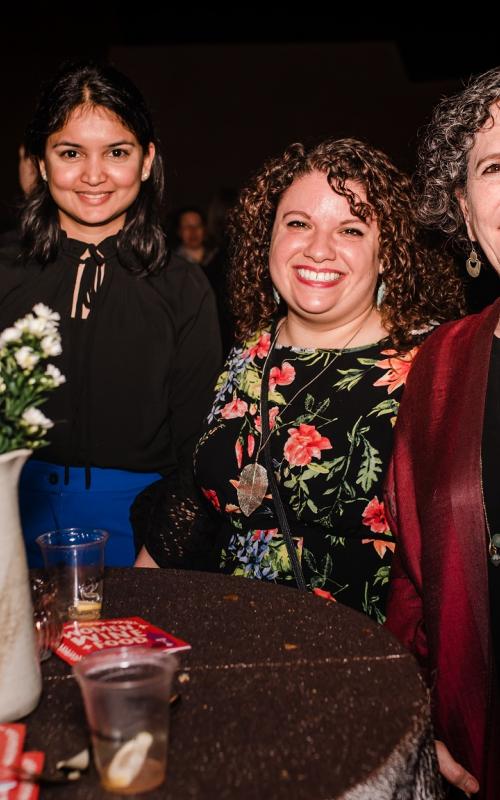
0,232,222,481
65,244,110,488
71,243,106,321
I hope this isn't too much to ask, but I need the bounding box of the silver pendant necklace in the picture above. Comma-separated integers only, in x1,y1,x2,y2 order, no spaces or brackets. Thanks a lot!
237,463,270,517
237,316,371,516
480,454,500,566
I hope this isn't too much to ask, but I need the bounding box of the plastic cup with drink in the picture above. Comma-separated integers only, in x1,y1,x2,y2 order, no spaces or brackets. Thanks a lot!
73,646,178,794
36,528,108,622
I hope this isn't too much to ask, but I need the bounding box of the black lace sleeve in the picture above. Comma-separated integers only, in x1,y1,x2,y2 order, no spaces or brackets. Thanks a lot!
130,474,220,570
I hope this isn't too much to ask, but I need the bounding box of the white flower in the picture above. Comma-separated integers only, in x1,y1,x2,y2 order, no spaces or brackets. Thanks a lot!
41,334,62,357
21,407,54,431
0,305,62,452
14,315,32,334
0,326,22,347
33,304,60,324
26,316,49,336
45,364,66,386
15,346,40,370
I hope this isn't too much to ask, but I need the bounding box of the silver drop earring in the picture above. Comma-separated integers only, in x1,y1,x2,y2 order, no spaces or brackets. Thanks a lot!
466,245,481,278
272,286,281,305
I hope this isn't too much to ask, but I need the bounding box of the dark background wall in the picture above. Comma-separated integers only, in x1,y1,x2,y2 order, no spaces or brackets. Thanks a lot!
0,25,498,304
110,41,455,211
1,26,499,217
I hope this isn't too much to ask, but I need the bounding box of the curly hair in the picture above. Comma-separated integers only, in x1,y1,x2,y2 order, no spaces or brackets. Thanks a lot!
417,67,500,250
228,137,465,352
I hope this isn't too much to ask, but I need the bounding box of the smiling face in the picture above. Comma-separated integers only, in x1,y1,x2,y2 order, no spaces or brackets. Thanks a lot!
269,170,382,341
40,104,155,243
458,101,500,275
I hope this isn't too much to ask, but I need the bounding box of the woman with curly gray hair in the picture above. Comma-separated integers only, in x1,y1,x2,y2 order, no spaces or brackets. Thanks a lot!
385,68,500,799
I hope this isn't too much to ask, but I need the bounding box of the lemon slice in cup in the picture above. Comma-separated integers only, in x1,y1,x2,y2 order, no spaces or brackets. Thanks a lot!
106,731,153,789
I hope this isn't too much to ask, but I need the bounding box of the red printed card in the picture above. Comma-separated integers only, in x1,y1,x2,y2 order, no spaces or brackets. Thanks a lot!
53,616,191,665
0,725,44,799
6,752,45,800
0,724,25,793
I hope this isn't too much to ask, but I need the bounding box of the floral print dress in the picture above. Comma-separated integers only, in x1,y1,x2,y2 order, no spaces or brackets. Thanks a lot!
194,329,418,623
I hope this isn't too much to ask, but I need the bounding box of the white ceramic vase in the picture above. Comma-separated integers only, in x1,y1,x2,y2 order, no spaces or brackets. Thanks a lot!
0,449,42,722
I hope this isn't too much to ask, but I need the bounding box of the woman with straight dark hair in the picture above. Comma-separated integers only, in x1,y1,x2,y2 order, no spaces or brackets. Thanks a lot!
0,60,221,566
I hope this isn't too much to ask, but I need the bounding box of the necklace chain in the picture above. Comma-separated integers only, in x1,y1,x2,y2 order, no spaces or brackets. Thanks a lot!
255,316,370,457
480,453,500,566
236,312,374,517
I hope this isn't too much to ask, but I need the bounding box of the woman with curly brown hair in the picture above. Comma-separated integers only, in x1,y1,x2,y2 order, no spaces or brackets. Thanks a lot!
135,137,463,623
385,68,500,798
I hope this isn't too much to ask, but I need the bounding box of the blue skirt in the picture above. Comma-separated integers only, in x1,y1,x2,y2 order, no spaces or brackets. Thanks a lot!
19,460,162,568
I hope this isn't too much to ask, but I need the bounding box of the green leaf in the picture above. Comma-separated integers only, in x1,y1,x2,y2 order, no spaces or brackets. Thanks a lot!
333,368,365,391
356,438,383,492
268,389,286,405
374,566,390,586
325,535,345,546
376,609,386,624
294,414,314,425
239,367,264,400
321,553,332,581
304,393,314,412
303,461,330,475
368,399,399,418
326,456,346,475
303,548,317,573
346,418,363,446
311,398,331,417
342,481,356,499
306,498,318,513
214,370,229,392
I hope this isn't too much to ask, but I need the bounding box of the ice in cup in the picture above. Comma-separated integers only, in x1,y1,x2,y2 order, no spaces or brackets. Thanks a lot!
36,528,108,621
73,646,179,794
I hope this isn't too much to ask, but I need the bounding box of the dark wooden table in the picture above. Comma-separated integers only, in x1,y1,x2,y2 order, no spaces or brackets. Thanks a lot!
24,568,440,799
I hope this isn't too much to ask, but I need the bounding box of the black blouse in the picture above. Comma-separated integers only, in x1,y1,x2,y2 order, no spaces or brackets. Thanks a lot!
0,233,222,478
483,336,500,680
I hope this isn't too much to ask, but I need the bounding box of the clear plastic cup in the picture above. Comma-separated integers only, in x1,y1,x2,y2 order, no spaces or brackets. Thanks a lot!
73,647,179,794
36,528,108,621
30,574,63,661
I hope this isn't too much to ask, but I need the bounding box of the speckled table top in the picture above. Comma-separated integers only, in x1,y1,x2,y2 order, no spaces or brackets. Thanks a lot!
25,568,431,799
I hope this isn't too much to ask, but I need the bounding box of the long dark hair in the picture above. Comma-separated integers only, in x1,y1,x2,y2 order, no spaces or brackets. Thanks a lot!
21,59,167,276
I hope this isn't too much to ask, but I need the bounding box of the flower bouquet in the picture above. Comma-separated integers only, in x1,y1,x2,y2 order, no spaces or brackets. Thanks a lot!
0,303,65,722
0,303,65,454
